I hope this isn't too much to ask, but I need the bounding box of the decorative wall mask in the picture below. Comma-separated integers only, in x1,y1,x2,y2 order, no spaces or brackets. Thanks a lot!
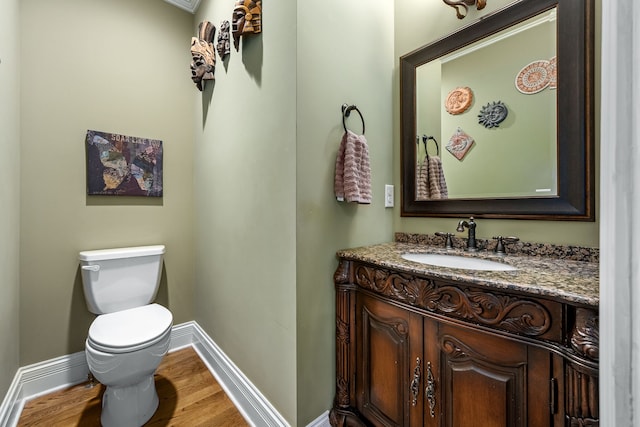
443,0,487,19
217,20,231,60
446,127,475,160
232,0,262,51
190,21,217,91
478,101,508,128
445,87,473,115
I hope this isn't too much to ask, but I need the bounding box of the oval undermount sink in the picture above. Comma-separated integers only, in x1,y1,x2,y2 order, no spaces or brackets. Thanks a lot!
401,253,517,271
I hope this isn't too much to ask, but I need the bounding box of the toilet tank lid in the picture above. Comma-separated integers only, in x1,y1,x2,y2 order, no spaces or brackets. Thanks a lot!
79,245,165,261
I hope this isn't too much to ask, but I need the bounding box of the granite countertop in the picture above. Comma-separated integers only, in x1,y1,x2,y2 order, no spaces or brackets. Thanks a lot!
336,242,599,307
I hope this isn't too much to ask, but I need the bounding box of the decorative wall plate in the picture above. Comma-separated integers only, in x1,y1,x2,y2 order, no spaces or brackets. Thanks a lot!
547,56,556,89
478,101,508,128
445,87,474,115
446,127,475,160
515,60,550,94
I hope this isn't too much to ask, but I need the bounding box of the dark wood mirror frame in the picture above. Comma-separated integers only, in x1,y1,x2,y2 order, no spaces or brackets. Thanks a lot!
400,0,594,220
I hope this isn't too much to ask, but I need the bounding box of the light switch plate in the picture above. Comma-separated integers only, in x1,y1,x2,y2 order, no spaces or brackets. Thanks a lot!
385,185,394,208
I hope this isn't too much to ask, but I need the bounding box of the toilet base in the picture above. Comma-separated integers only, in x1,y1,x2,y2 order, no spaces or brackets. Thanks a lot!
100,374,159,427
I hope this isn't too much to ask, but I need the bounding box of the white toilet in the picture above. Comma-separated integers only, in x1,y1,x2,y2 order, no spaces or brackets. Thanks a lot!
79,245,173,427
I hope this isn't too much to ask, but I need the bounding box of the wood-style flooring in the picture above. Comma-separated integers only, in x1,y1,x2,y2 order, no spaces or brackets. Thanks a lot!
17,347,250,426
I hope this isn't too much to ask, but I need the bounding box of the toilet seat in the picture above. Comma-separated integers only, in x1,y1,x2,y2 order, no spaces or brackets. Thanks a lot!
88,303,173,354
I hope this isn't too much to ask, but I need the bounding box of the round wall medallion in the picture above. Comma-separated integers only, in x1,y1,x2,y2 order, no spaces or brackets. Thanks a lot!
445,87,473,115
478,101,508,128
515,60,550,94
547,56,557,89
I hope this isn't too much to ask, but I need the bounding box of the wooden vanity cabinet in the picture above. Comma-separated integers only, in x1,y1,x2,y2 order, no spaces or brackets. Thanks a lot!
356,294,556,427
331,260,599,427
356,294,424,426
430,320,558,427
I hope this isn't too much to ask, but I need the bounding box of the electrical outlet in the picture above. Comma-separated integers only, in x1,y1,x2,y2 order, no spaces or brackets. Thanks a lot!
385,185,394,208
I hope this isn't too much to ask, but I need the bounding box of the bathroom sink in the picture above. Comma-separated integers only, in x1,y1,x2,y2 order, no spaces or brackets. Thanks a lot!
401,253,517,271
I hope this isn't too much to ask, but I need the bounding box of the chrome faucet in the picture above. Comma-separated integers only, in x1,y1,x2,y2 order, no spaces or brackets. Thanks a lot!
456,216,477,252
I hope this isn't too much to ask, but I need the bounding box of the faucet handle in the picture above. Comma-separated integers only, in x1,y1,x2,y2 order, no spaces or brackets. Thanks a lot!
492,236,519,254
435,232,454,249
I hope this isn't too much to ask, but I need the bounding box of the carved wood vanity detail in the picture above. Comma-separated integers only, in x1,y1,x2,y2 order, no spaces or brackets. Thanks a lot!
330,245,599,427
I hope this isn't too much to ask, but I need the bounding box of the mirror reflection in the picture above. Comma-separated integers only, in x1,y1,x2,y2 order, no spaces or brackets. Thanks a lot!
400,0,594,220
415,9,558,200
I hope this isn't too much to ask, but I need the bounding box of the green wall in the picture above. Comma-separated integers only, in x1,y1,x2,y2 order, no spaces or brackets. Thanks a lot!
191,0,394,424
19,0,195,365
191,0,298,422
296,0,395,423
395,0,599,247
0,0,21,399
13,0,394,423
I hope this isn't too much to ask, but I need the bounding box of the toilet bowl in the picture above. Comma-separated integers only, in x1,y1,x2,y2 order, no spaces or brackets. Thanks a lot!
79,245,171,427
85,303,173,427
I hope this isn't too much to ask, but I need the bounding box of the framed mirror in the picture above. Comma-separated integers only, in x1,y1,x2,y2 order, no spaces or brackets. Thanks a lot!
400,0,594,220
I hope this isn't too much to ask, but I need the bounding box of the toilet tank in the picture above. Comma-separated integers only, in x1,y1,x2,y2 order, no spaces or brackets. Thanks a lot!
79,245,165,314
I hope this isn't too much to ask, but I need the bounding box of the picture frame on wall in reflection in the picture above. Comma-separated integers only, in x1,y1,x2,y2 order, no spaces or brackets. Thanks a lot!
85,130,163,197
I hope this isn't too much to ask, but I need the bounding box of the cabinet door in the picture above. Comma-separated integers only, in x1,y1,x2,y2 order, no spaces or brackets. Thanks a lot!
430,322,552,427
356,294,424,427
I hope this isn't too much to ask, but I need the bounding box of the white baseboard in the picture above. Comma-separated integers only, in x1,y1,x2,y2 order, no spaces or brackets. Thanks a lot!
187,321,290,427
0,370,22,427
0,321,329,427
0,351,89,427
306,410,331,427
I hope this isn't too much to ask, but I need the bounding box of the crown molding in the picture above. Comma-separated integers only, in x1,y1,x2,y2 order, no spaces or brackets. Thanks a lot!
163,0,201,14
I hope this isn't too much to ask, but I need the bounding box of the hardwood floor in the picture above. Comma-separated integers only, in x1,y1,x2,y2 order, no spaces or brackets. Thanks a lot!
17,347,250,426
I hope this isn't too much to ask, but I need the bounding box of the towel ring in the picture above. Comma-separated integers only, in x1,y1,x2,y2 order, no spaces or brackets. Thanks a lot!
422,135,439,156
341,104,365,135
